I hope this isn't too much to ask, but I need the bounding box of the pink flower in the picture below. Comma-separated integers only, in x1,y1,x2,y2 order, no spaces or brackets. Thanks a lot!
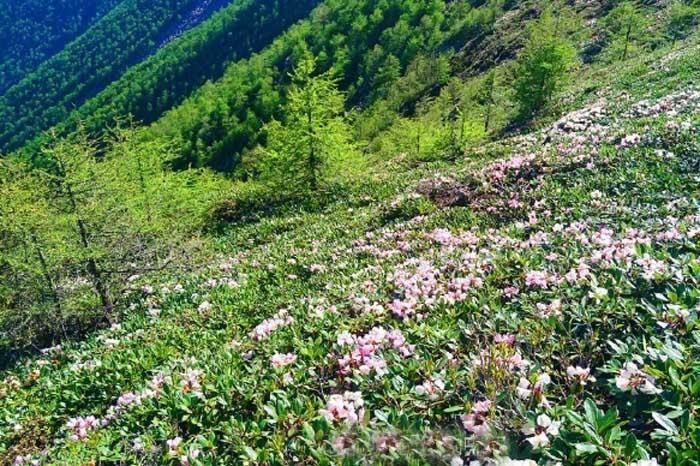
319,392,365,425
180,448,201,466
460,400,491,437
618,133,641,148
66,415,100,441
508,353,530,370
374,433,399,452
427,228,456,246
494,334,515,346
332,433,355,454
336,331,355,346
525,271,549,288
180,368,204,397
249,310,294,341
166,436,182,455
270,353,297,369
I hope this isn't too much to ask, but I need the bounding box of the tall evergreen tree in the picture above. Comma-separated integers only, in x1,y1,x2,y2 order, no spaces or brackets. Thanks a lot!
513,8,577,121
258,53,356,194
603,1,648,61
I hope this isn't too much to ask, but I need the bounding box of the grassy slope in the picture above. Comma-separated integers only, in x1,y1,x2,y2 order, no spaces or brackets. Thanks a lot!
1,40,700,464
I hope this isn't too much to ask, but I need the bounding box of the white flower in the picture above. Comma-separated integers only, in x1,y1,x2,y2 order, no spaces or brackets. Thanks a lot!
497,460,537,466
414,376,445,400
197,301,212,313
630,460,660,466
615,362,662,395
589,287,608,300
516,373,550,405
566,366,596,386
516,377,532,399
523,414,560,448
527,431,550,448
166,436,182,455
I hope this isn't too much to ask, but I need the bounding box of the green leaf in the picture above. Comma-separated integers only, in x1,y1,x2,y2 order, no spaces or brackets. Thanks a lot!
243,446,258,460
690,377,700,395
575,443,600,455
652,412,678,435
623,433,637,457
584,399,600,426
443,405,463,413
302,422,315,442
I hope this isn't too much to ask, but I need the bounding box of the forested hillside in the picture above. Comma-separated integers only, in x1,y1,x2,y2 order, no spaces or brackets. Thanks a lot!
17,0,320,160
0,0,122,94
146,0,496,170
2,0,700,464
0,0,234,152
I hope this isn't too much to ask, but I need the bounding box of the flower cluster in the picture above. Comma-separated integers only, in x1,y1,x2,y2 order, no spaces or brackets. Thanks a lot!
460,400,492,437
522,414,561,448
615,362,662,395
336,327,414,377
65,416,100,441
249,309,294,341
319,391,365,425
270,352,297,369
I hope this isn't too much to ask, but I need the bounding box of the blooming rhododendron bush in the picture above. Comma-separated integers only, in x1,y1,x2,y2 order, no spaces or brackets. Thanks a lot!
2,39,700,466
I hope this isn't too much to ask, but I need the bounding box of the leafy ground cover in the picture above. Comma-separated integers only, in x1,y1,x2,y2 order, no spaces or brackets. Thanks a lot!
2,42,700,465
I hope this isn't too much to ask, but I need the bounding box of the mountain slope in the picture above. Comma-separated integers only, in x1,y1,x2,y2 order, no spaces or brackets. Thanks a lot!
16,0,320,160
0,0,122,94
145,0,493,171
0,0,230,152
1,38,699,464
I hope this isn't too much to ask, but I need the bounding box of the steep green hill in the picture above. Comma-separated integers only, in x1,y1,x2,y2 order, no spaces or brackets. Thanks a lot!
0,0,221,152
17,0,320,160
0,0,122,94
1,36,699,465
145,0,496,171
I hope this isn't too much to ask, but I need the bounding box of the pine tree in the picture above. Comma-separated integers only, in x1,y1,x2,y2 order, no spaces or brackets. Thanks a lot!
665,0,699,44
0,125,227,351
604,2,648,61
479,68,497,133
259,53,356,195
513,8,577,121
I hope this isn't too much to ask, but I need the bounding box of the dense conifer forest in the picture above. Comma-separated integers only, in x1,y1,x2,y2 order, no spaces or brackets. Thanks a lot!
0,0,122,93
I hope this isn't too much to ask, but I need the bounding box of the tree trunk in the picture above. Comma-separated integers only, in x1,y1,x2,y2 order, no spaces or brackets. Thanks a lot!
59,166,113,314
29,234,61,311
307,105,317,191
623,23,632,61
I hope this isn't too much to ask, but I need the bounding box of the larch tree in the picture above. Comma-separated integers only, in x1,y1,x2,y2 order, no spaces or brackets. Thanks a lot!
513,8,577,121
259,53,357,195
